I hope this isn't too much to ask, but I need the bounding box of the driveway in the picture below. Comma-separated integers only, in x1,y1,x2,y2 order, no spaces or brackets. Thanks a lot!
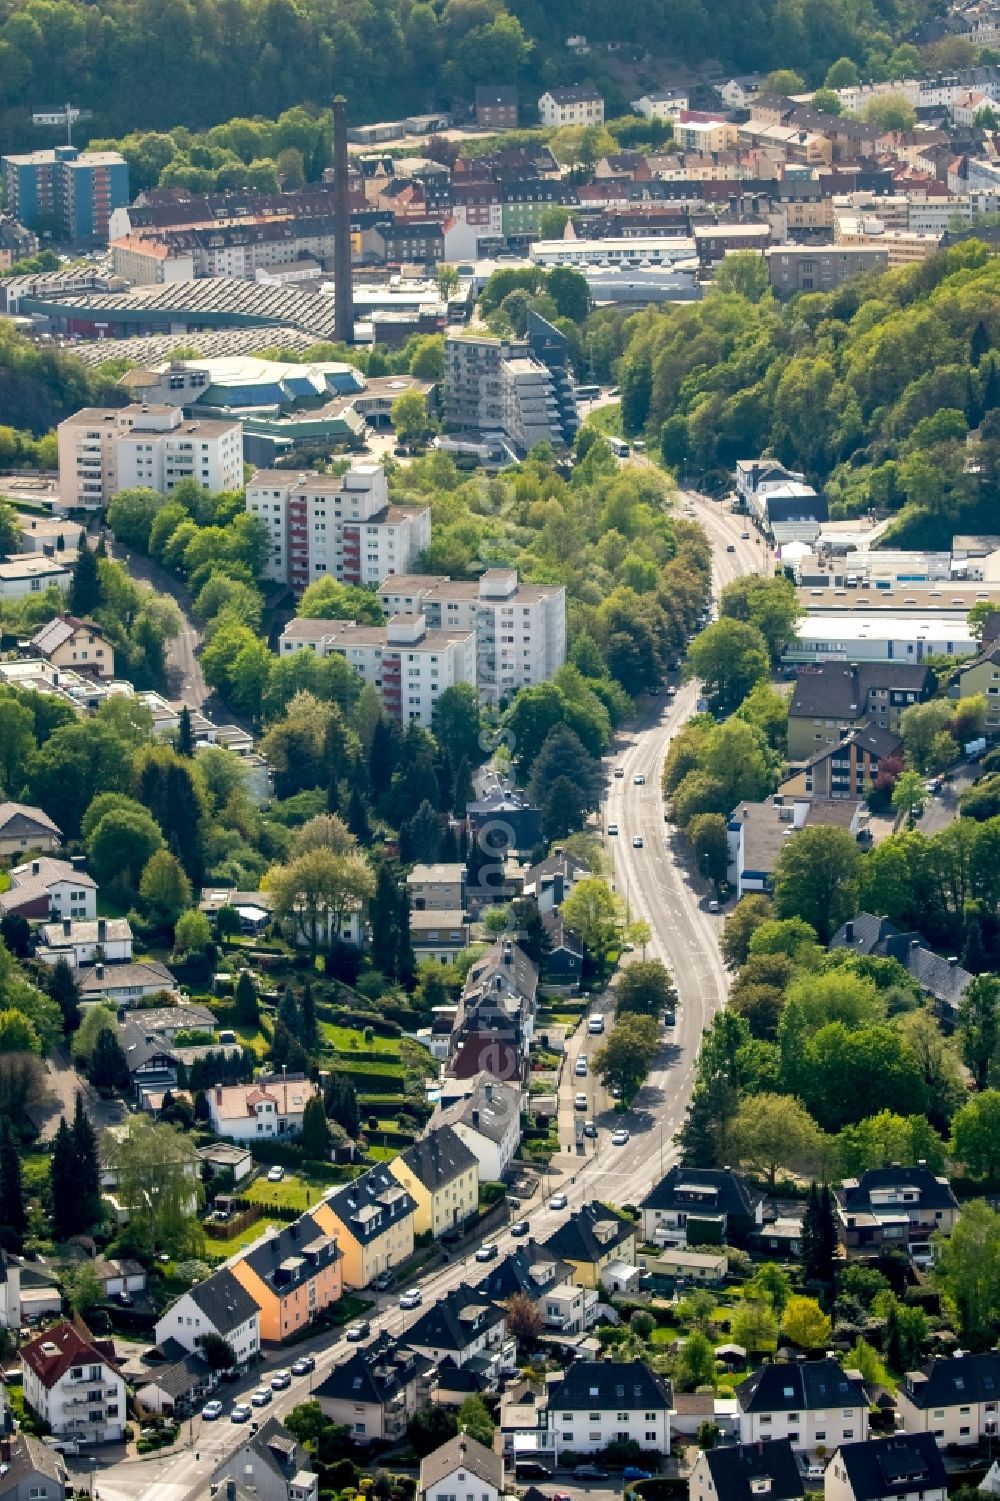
32,1047,124,1141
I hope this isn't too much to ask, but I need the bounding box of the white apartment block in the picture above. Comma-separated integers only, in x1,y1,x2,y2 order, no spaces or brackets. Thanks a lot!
246,463,430,594
547,1360,672,1457
378,567,566,703
280,612,476,726
57,403,243,510
736,1361,870,1454
630,90,689,120
21,1323,127,1444
538,87,605,127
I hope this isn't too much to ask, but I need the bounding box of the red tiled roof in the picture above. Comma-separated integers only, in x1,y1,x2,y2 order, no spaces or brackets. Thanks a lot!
21,1322,119,1390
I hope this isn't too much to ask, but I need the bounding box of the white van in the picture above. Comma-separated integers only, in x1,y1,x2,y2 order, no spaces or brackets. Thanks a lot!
588,1014,604,1034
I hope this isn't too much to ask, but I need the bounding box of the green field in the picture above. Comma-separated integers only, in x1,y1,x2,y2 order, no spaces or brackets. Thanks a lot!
320,1023,403,1054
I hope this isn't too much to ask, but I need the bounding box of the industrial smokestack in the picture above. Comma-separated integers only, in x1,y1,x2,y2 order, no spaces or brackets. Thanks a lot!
333,96,354,345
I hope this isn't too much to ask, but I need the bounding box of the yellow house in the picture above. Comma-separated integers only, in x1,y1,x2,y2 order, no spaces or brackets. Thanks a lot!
30,615,115,678
956,641,1000,733
314,1163,416,1289
387,1124,479,1237
542,1201,637,1290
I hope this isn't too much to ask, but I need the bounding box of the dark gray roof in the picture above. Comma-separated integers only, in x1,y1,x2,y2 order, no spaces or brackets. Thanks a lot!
701,1441,803,1501
313,1333,431,1406
830,913,973,1010
737,1358,867,1414
833,1434,946,1500
548,1359,672,1414
241,1212,340,1295
900,1351,1000,1410
186,1267,259,1335
838,1165,960,1216
542,1201,635,1265
0,1434,66,1494
798,723,902,769
138,1349,212,1399
119,1018,178,1073
404,1287,505,1352
215,1415,312,1488
544,85,603,104
476,85,518,107
324,1164,416,1246
641,1165,762,1220
472,1239,571,1302
541,910,583,955
789,663,934,721
430,1072,521,1146
397,1125,477,1191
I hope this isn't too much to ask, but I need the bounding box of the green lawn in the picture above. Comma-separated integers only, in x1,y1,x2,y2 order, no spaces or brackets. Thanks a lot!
203,1215,287,1262
243,1174,327,1212
365,1145,398,1161
320,1023,402,1054
648,1326,680,1345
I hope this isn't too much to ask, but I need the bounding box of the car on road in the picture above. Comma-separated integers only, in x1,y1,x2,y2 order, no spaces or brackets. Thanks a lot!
632,834,644,847
575,1465,609,1480
623,1469,652,1482
475,1242,499,1262
549,1192,568,1210
270,1370,292,1391
726,543,736,552
553,1492,573,1500
740,531,750,540
345,1321,371,1341
374,1271,394,1291
291,1355,315,1374
611,1084,622,1099
266,1165,284,1182
633,772,645,784
664,1009,676,1026
574,1092,588,1110
611,1128,630,1146
399,1289,423,1309
230,1404,252,1424
607,822,619,835
575,1056,588,1075
583,1120,597,1138
202,1400,224,1421
614,766,625,778
708,899,719,913
511,1219,530,1237
251,1388,272,1407
588,1014,604,1034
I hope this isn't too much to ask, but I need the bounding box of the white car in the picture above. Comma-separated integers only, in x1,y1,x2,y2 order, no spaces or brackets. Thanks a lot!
575,1092,588,1110
611,1129,630,1146
632,835,644,848
202,1400,224,1421
230,1403,252,1424
475,1242,499,1262
267,1165,284,1182
271,1369,292,1390
607,822,619,836
633,773,645,785
575,1056,588,1076
399,1289,423,1310
549,1192,568,1210
251,1388,272,1407
741,530,751,540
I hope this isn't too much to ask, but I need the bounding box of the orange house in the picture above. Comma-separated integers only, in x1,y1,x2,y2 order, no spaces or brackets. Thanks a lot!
230,1212,342,1343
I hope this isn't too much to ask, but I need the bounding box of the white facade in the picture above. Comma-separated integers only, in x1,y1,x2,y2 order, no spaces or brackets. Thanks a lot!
551,1400,669,1456
279,613,476,727
0,557,71,599
738,1401,868,1453
58,403,243,510
786,613,976,664
22,1341,126,1444
897,1381,1000,1447
538,89,605,127
207,1078,319,1143
154,1287,260,1367
0,858,98,921
37,917,133,968
246,463,430,594
424,1460,500,1501
630,91,688,120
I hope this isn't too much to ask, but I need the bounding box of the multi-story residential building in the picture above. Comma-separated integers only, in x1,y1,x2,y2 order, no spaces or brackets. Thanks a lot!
896,1352,1000,1447
780,724,902,801
0,146,129,240
825,1434,947,1501
727,794,865,899
542,1202,637,1290
736,1360,870,1453
500,1377,559,1466
36,916,132,969
444,315,579,454
766,245,889,294
230,1215,343,1342
428,1073,522,1182
206,1076,320,1143
475,86,519,129
443,182,504,261
689,1439,803,1501
21,1322,127,1444
474,1239,599,1334
154,1267,260,1366
547,1360,672,1457
954,634,1000,732
387,1125,479,1236
211,1417,318,1501
408,908,470,963
787,661,937,759
315,1165,416,1288
0,856,97,922
833,1165,961,1257
377,567,566,704
0,802,62,858
246,463,431,593
519,851,589,914
313,1335,433,1443
0,556,71,599
279,614,476,728
109,234,195,284
537,86,605,128
0,213,38,270
404,1287,512,1373
407,863,467,911
640,1166,764,1248
57,404,243,511
631,90,689,120
30,615,115,678
421,1436,503,1501
374,220,445,264
501,181,578,241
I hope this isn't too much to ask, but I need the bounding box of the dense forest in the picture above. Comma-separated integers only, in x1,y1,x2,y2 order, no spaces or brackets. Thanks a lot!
0,0,936,150
612,242,1000,547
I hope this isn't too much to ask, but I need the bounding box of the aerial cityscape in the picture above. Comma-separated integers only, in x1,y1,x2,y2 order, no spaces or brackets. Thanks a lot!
2,5,1000,1501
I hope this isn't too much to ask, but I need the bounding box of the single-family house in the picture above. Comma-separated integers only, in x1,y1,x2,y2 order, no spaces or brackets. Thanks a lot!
118,1017,180,1099
689,1439,803,1501
736,1359,870,1452
315,1164,416,1288
36,916,132,969
154,1266,261,1367
211,1416,318,1501
0,857,96,921
135,1344,216,1418
419,1435,502,1501
640,1166,764,1248
0,803,61,858
21,1321,127,1444
499,1378,558,1466
129,1002,216,1041
404,1287,512,1376
472,1238,598,1332
547,1359,672,1456
387,1125,479,1237
407,863,467,911
830,915,973,1021
825,1434,946,1501
542,1201,636,1289
833,1165,961,1256
540,912,583,990
29,615,115,678
0,1254,60,1327
313,1333,433,1443
230,1214,342,1343
426,1072,522,1182
520,851,589,914
409,908,471,964
0,1434,68,1501
207,1075,320,1142
77,959,175,1004
896,1351,1000,1447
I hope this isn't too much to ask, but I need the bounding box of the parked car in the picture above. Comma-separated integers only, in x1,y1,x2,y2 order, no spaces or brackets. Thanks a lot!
44,1439,80,1456
575,1092,588,1110
230,1404,252,1424
250,1389,272,1408
345,1323,371,1342
374,1271,394,1291
202,1401,224,1421
575,1056,588,1076
549,1192,568,1210
270,1370,292,1390
708,899,719,913
266,1165,284,1182
511,1220,530,1237
475,1242,499,1262
575,1465,609,1480
623,1469,652,1482
399,1289,422,1309
291,1355,315,1375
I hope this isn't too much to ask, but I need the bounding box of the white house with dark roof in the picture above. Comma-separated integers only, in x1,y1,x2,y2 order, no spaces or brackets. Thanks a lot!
640,1166,764,1248
825,1433,946,1501
0,802,61,858
896,1351,1000,1447
154,1266,260,1366
547,1359,671,1456
428,1072,522,1182
420,1435,503,1501
0,856,96,921
538,85,605,128
736,1358,869,1453
404,1286,513,1378
690,1438,803,1501
29,614,115,677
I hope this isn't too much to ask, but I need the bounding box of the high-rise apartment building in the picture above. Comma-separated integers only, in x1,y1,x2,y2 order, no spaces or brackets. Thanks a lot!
1,146,129,241
378,567,566,702
57,404,243,510
279,613,476,726
245,464,431,594
444,312,579,454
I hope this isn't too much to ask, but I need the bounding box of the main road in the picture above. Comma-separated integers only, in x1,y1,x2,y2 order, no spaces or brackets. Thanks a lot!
80,489,763,1501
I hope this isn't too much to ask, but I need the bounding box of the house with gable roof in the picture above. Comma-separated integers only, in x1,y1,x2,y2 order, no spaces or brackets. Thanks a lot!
314,1164,416,1288
20,1321,127,1443
154,1266,260,1366
896,1351,1000,1447
736,1358,869,1452
211,1415,318,1501
825,1433,946,1501
230,1213,342,1343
